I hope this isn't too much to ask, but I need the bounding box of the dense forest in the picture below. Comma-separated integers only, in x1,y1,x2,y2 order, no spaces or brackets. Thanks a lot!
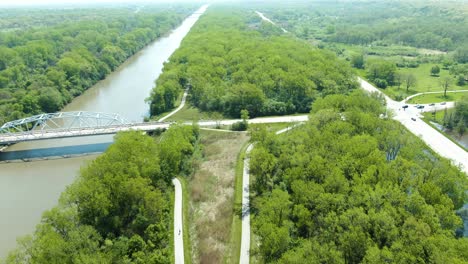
0,5,195,124
148,8,358,118
249,91,468,263
6,125,199,263
255,0,468,99
262,1,468,52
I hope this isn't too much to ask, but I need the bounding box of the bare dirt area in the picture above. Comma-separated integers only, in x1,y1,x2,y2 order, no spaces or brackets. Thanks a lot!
189,130,249,264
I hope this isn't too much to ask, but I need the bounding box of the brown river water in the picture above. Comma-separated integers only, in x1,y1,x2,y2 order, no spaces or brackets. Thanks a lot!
0,5,208,258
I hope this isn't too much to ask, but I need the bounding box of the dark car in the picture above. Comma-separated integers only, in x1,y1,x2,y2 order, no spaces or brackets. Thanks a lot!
402,105,409,109
416,105,425,109
429,103,435,106
411,117,416,121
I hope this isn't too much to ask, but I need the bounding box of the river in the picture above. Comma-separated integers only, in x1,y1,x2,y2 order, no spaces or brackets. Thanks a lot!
0,4,208,259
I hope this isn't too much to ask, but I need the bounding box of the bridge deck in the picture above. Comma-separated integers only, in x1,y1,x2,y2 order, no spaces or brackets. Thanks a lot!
0,115,309,145
0,122,170,145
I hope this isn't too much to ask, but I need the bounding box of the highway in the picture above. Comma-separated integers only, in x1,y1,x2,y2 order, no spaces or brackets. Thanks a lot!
359,78,468,174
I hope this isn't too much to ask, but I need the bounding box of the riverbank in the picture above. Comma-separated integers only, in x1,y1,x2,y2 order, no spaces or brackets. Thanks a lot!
0,5,208,259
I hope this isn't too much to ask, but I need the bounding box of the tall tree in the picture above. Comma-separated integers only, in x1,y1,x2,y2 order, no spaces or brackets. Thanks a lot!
431,65,440,76
404,74,417,92
441,76,452,97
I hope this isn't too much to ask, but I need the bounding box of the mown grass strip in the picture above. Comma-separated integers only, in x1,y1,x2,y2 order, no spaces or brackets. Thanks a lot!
229,141,250,264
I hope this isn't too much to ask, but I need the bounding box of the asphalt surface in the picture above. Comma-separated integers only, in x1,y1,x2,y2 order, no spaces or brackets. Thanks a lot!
240,125,301,263
172,178,184,264
359,78,468,174
404,90,468,103
255,11,288,33
159,89,189,122
240,143,254,264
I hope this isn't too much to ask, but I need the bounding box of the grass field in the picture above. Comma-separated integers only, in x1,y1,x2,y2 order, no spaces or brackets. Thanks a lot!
407,91,468,104
397,64,458,92
164,102,224,122
188,130,249,263
422,108,455,124
357,63,467,101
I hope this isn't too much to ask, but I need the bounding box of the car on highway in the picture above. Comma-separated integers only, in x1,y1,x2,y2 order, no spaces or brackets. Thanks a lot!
411,117,416,121
402,105,409,109
429,103,435,106
441,102,446,105
416,105,425,109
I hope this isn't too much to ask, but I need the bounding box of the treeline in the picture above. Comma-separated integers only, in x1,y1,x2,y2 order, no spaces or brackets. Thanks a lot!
148,8,358,118
250,91,468,263
264,1,468,52
6,125,199,263
0,6,195,124
443,96,468,135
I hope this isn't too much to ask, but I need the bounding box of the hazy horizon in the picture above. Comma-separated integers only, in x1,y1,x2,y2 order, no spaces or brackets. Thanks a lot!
0,0,209,7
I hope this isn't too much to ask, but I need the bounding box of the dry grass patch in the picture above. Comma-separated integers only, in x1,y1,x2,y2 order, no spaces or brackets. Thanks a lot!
189,130,249,264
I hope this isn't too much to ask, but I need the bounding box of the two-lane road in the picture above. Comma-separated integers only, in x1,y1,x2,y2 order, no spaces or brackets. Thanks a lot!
359,78,468,174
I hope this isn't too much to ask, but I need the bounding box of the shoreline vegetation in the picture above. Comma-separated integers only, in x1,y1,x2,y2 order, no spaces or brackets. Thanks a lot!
1,1,468,263
0,5,197,124
148,7,358,120
5,126,200,263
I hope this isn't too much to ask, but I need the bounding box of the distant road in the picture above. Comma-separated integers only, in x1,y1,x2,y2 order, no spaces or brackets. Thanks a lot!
255,11,288,33
404,90,468,103
359,78,468,174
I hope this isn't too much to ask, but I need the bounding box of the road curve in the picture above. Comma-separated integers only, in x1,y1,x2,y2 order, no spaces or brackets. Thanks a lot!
240,125,301,263
172,178,184,264
404,89,468,103
359,78,468,174
159,89,189,122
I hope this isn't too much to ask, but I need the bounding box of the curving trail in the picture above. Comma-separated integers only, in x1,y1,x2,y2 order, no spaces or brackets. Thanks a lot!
404,90,468,103
240,125,301,263
159,89,189,122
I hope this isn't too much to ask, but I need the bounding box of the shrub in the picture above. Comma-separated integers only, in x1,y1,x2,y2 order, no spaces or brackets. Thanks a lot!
231,121,248,131
375,78,388,88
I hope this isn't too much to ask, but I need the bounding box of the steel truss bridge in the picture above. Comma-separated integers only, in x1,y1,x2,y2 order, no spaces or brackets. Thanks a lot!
0,111,170,145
